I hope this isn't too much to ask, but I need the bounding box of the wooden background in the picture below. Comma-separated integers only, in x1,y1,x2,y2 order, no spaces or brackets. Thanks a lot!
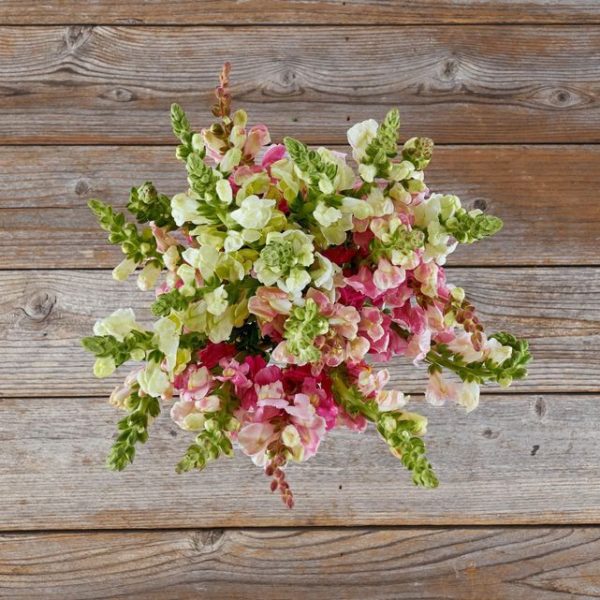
1,1,599,598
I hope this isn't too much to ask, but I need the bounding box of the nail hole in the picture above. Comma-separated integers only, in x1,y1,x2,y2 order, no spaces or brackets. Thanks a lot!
530,444,540,456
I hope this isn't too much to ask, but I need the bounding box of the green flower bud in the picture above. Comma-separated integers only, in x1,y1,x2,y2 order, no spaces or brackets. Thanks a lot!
451,286,465,302
186,133,201,152
175,145,187,161
233,109,248,128
402,137,434,170
204,418,217,432
93,356,116,378
283,298,329,364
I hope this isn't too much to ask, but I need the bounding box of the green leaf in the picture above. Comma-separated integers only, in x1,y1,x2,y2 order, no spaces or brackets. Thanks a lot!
88,199,158,262
176,429,232,473
329,366,437,488
376,414,438,488
81,330,155,367
107,393,160,471
151,288,195,317
426,333,532,386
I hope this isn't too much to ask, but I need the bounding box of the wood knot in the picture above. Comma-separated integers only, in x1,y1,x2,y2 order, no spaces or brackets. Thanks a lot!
440,58,459,81
533,86,586,110
550,88,574,107
23,291,56,322
190,529,225,553
482,428,499,439
64,26,93,53
473,198,488,211
74,179,90,196
534,397,547,419
263,68,303,98
100,87,136,103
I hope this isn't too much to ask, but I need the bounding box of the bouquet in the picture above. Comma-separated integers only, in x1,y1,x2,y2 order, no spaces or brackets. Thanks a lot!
83,64,530,507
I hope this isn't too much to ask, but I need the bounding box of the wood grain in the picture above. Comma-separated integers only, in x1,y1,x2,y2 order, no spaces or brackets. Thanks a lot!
2,1,599,25
0,26,599,144
0,393,599,528
2,145,599,268
2,527,600,599
0,268,597,397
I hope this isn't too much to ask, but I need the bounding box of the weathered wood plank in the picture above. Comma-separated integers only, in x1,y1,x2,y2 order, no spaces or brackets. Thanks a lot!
0,26,598,144
2,145,598,268
1,527,600,599
2,1,599,25
0,268,596,397
0,394,599,528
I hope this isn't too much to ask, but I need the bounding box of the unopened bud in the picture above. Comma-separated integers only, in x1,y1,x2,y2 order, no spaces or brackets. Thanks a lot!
402,136,434,170
191,133,204,153
498,376,513,388
451,286,465,303
204,418,217,432
175,144,189,161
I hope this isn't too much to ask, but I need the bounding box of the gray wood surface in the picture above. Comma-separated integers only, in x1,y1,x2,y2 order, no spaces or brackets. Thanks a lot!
0,268,596,397
1,527,600,599
0,6,598,597
2,0,599,25
0,26,599,144
2,145,598,268
0,394,599,529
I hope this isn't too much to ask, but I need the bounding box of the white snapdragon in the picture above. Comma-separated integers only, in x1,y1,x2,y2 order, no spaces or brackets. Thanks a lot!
347,118,378,162
137,262,161,291
93,308,142,342
153,315,182,376
137,361,171,397
171,192,208,226
112,258,137,281
182,246,220,280
230,195,276,230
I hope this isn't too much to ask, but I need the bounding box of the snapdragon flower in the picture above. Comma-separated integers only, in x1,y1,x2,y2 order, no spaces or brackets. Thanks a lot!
254,229,315,294
84,64,530,507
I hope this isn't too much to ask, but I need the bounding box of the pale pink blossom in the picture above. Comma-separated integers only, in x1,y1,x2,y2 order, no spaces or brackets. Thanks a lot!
376,389,407,412
373,258,405,291
173,365,214,403
237,422,278,462
425,371,459,406
150,223,179,253
344,265,381,299
244,124,271,159
248,286,292,338
262,143,286,168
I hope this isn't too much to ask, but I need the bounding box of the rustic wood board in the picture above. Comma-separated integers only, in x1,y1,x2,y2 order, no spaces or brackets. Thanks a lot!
0,26,599,144
0,394,599,529
2,1,599,25
2,145,598,268
1,527,600,599
0,6,598,595
0,268,597,397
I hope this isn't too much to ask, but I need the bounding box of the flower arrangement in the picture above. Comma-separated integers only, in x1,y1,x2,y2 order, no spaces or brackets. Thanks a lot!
83,64,530,507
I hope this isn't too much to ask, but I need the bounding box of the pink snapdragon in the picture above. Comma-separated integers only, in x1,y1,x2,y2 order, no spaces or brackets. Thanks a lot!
88,65,527,509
